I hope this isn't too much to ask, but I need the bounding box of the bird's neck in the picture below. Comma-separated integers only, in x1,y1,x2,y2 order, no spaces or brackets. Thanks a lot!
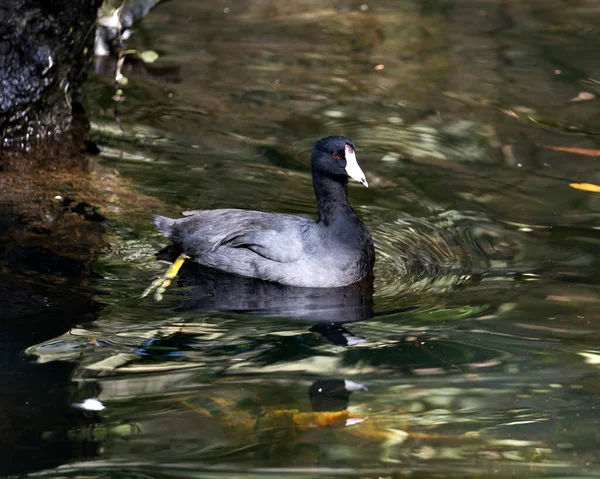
313,174,355,226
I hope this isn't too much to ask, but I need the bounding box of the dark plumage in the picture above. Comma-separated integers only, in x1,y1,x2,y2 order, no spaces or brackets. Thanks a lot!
152,136,375,288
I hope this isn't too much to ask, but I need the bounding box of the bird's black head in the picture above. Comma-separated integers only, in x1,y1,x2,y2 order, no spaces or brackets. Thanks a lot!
311,136,368,187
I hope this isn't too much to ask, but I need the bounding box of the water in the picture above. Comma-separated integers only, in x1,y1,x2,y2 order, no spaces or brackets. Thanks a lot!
7,0,600,477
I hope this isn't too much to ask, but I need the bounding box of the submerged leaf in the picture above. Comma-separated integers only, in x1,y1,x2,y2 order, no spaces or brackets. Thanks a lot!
569,183,600,193
140,50,159,63
545,145,600,156
569,92,595,102
292,410,349,427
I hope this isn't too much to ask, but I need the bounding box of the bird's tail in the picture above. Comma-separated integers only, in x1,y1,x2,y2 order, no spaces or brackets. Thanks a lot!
152,215,175,237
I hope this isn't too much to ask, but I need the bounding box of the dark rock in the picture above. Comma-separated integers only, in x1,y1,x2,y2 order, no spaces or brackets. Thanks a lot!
0,0,102,150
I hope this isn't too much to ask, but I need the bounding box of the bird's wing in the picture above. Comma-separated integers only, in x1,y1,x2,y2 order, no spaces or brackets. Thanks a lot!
212,228,304,263
171,209,312,264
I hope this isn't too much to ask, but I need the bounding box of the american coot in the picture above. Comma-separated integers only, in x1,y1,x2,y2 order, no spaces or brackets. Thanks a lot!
151,136,375,289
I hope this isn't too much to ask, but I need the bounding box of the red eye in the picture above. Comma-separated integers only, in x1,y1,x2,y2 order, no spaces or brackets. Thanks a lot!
332,152,339,159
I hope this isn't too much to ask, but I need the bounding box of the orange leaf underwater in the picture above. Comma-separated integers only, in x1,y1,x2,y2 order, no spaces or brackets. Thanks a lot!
545,145,600,156
569,183,600,192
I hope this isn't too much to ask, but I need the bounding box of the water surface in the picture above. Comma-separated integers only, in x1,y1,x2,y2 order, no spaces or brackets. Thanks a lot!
16,0,600,477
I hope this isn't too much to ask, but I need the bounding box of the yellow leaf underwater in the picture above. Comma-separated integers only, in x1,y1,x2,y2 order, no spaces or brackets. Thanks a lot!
292,411,349,427
569,183,600,192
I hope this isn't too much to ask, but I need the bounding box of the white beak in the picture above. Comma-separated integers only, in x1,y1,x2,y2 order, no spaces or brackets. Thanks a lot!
344,144,368,187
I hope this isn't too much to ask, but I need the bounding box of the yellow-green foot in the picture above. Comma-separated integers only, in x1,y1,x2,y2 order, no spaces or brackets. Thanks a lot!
141,253,190,301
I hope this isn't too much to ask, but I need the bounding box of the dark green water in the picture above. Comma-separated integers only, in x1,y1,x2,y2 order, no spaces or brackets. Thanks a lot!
18,0,600,477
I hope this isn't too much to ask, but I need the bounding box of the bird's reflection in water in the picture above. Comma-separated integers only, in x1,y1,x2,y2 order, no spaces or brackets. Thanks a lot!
155,246,371,344
309,379,367,412
157,247,373,322
158,248,416,345
177,261,374,319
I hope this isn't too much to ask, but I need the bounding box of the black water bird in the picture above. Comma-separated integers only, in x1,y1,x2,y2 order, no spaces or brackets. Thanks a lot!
152,136,375,288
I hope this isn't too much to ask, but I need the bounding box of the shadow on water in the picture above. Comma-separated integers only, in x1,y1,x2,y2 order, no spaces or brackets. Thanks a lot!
0,265,102,475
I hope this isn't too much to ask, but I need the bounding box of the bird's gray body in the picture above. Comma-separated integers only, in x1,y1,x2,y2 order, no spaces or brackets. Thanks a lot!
153,208,374,288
